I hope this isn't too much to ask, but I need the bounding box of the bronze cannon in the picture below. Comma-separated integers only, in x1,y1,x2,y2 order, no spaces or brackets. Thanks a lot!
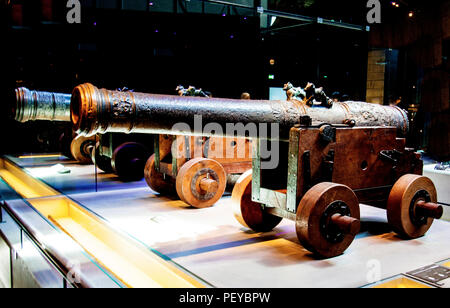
14,87,150,176
15,87,72,123
72,83,409,139
14,87,96,164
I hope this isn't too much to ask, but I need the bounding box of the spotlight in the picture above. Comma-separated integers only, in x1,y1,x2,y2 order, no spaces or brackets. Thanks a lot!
408,11,414,17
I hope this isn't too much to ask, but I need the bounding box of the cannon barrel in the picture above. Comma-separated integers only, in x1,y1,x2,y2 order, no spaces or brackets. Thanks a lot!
72,83,409,140
15,87,71,123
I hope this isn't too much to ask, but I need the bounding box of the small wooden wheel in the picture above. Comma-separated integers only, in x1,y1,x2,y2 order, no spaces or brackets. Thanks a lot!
296,183,360,258
59,130,75,159
92,143,113,173
144,154,175,195
232,170,283,232
176,158,226,208
387,174,440,239
70,135,95,164
112,142,150,181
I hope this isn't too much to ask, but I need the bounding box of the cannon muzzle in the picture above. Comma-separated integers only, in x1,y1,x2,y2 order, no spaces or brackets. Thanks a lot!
15,87,72,123
71,83,409,140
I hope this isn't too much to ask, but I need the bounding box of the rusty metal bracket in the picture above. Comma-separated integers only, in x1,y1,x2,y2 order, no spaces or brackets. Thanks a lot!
99,133,114,159
154,135,161,172
322,150,335,182
172,136,179,176
318,124,336,144
252,138,261,203
203,137,211,158
299,115,312,127
287,129,301,213
302,151,312,194
379,150,403,165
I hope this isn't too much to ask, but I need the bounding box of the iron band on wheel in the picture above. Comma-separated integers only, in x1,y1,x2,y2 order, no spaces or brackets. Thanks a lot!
319,200,353,244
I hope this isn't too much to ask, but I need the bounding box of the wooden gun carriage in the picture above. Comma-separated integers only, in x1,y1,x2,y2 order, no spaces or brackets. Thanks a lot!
233,119,441,258
145,134,252,208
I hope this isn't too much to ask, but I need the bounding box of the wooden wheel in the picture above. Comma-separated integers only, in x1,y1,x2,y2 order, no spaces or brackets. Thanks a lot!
70,135,95,164
59,130,75,159
232,170,283,232
296,183,360,258
387,174,441,239
144,154,175,195
92,143,113,173
176,158,226,208
112,142,151,181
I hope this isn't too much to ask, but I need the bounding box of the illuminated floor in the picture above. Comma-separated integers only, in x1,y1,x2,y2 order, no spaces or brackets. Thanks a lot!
6,155,450,288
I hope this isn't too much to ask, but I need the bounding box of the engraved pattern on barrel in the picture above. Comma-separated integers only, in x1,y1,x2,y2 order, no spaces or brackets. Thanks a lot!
71,83,409,139
15,87,72,123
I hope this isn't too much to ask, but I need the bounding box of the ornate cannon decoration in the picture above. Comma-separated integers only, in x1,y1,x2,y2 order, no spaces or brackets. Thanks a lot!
71,82,442,258
14,87,150,179
93,87,152,181
176,85,211,98
283,82,333,108
15,87,72,123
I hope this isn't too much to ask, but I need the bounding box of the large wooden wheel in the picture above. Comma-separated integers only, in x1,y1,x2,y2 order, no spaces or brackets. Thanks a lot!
144,154,175,195
112,142,150,181
387,174,441,239
232,170,283,232
296,183,360,258
92,143,113,173
70,135,95,164
176,158,226,208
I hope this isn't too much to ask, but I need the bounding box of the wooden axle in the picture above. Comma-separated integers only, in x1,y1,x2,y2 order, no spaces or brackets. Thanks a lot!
416,201,443,219
330,214,361,237
199,178,219,195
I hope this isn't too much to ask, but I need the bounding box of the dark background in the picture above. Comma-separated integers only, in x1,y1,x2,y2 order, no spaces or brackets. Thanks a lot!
1,0,449,159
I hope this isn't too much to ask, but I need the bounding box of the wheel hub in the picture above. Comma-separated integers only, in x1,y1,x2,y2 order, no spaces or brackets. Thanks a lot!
409,190,432,226
320,201,351,243
81,140,95,158
190,168,219,201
